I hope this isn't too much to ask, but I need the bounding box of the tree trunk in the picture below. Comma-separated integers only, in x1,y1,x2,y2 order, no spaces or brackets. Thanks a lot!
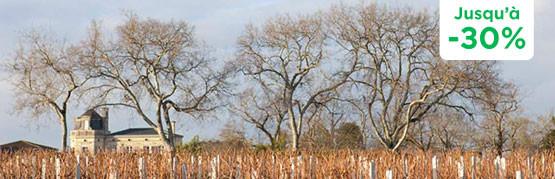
330,124,336,149
286,90,300,151
496,118,504,157
288,110,299,151
156,103,175,154
496,132,504,157
60,119,68,151
53,107,68,152
157,126,175,153
163,105,175,148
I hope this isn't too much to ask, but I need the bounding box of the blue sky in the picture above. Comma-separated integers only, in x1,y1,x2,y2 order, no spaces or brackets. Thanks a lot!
0,0,553,148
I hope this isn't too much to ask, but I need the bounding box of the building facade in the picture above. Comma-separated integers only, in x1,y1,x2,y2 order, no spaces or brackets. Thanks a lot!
70,109,182,153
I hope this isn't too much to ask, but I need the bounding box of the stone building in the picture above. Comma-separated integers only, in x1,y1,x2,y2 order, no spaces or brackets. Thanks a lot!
69,108,183,153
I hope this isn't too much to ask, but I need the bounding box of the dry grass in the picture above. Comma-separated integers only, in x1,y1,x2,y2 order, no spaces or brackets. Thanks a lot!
1,149,554,178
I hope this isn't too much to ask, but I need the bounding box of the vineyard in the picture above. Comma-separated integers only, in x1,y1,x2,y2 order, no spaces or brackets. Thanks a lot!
1,149,555,178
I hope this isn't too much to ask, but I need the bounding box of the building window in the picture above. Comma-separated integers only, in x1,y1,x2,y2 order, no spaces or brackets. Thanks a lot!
82,147,88,153
84,139,87,142
128,139,131,141
145,138,148,141
126,146,133,152
143,146,149,152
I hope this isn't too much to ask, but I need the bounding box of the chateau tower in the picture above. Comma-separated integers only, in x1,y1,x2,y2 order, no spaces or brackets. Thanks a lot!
69,108,110,153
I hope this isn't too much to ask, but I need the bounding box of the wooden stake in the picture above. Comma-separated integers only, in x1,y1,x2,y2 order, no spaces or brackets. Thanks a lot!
172,157,177,179
386,169,393,179
198,156,202,178
404,159,409,178
458,156,465,179
55,158,61,179
32,156,37,178
210,157,217,179
369,160,376,179
138,157,146,179
41,159,46,179
515,171,523,179
76,155,81,179
432,156,439,179
290,157,295,179
471,156,476,179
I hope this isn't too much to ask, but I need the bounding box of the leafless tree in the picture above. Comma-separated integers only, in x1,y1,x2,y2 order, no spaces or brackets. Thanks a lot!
434,112,475,150
229,89,287,149
303,120,333,149
320,100,347,148
80,15,230,152
473,82,520,156
529,113,555,149
327,5,498,151
408,108,475,151
407,117,435,151
218,121,249,149
236,14,358,150
6,32,94,151
301,98,348,149
506,116,537,150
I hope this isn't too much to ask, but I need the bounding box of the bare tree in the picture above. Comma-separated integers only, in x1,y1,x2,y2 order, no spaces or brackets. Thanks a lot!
303,120,333,149
533,113,555,149
320,100,347,148
80,15,230,152
236,14,358,150
433,112,475,150
230,89,287,149
301,98,348,149
506,116,536,150
6,32,94,151
218,121,249,149
327,5,497,151
473,82,520,156
407,117,435,151
408,108,475,151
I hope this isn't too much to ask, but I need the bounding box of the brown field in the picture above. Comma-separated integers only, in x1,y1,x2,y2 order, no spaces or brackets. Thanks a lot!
1,149,554,178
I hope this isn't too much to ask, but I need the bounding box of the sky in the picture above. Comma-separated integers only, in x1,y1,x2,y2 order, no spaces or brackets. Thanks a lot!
0,0,553,148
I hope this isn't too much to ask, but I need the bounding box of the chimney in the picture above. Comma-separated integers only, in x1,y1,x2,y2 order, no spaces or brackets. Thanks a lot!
100,107,109,133
171,121,176,134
